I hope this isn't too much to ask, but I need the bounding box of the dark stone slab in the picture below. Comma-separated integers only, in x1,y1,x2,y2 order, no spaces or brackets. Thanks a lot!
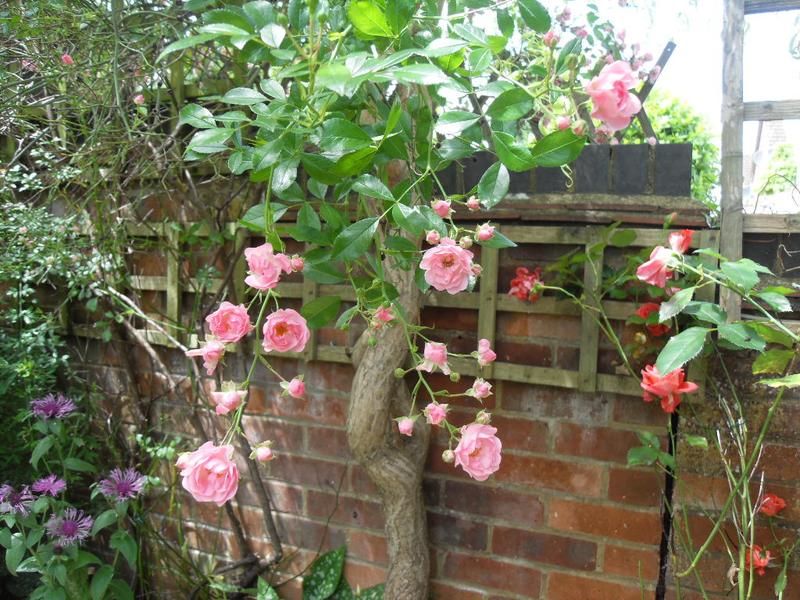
534,167,568,193
460,152,494,194
574,144,611,193
612,144,650,195
654,143,692,196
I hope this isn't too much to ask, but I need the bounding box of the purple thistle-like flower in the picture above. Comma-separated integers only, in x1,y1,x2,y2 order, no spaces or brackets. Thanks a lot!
32,474,67,497
98,468,146,501
30,393,77,420
0,485,35,515
46,508,93,547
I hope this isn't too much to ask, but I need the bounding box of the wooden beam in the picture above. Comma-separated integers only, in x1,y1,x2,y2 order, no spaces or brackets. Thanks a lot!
743,100,800,121
578,228,603,392
744,0,800,13
743,213,800,233
720,0,745,321
476,233,500,379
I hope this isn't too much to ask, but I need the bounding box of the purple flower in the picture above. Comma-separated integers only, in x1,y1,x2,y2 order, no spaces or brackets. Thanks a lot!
32,475,66,497
0,485,35,515
30,393,77,420
46,508,93,547
98,468,146,501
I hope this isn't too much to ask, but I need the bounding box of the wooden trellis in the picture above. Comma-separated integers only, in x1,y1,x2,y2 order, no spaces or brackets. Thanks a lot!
69,221,719,398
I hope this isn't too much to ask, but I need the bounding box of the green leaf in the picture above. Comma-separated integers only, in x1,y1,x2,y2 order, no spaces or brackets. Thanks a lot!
91,509,119,536
90,564,114,600
30,435,54,469
301,154,342,185
683,434,708,450
718,323,766,351
486,88,534,121
477,162,510,209
331,147,376,178
260,79,286,100
752,349,794,375
319,119,373,158
530,129,586,167
332,218,379,260
157,33,219,62
257,577,281,600
179,104,216,129
5,538,25,575
721,260,759,292
222,87,268,106
385,236,418,253
518,0,551,33
110,530,138,568
775,569,788,597
391,203,427,236
187,128,232,154
356,584,385,600
757,291,792,312
423,38,468,57
682,301,727,326
492,131,536,172
301,296,342,329
198,22,251,37
304,262,347,284
260,23,286,47
556,37,582,74
253,140,283,173
76,551,102,568
347,1,394,37
303,546,346,600
627,445,658,467
761,373,800,389
658,287,695,322
272,159,299,193
352,175,394,201
391,64,450,85
434,111,480,136
108,579,135,600
331,577,355,600
655,327,709,374
64,457,96,473
610,229,637,247
479,230,516,249
297,203,321,231
316,64,353,96
748,322,796,348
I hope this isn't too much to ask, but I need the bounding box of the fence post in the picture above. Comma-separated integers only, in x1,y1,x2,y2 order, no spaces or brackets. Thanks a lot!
166,227,182,343
302,250,319,362
477,232,500,379
578,228,602,392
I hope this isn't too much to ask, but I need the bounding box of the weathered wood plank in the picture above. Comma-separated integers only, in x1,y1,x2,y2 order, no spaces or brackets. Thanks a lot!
744,0,800,13
743,213,800,233
744,100,800,121
476,235,500,378
578,229,603,392
166,228,182,338
302,261,319,362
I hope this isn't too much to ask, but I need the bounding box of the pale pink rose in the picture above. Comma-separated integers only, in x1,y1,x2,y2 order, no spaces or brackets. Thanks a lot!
19,226,28,234
471,264,482,277
643,52,653,61
261,308,310,353
454,424,502,481
649,65,661,82
133,94,145,106
424,402,449,426
417,341,451,375
609,137,619,146
185,340,226,375
426,230,441,245
244,243,292,291
290,255,305,272
632,59,643,70
210,390,246,415
475,223,495,242
468,378,493,400
255,446,275,462
420,238,474,294
459,236,473,249
475,409,492,425
431,200,452,218
668,229,693,255
281,377,305,399
647,136,657,146
466,197,481,212
572,120,586,136
636,246,674,288
543,30,559,47
374,306,395,324
442,449,455,463
206,302,252,343
574,27,588,38
557,116,571,130
176,442,239,506
61,53,74,66
586,60,642,132
476,339,497,367
397,417,415,437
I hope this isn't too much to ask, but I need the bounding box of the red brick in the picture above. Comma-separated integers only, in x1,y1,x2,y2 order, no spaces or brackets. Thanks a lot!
235,479,303,514
495,454,604,497
500,381,609,422
241,415,304,451
429,580,484,600
347,530,388,564
306,425,349,456
490,414,549,453
270,454,346,488
255,388,349,426
492,526,597,570
348,464,380,496
428,511,488,551
603,543,661,582
613,393,667,427
555,423,645,464
546,572,649,600
761,443,800,483
548,498,662,545
342,560,387,591
556,346,580,370
306,490,385,531
422,307,479,331
495,340,553,367
607,467,663,507
303,362,354,394
442,480,545,526
441,553,542,597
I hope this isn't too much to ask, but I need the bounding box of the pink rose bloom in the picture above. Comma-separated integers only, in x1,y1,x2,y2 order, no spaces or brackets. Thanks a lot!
636,246,674,288
454,424,502,481
574,27,588,38
210,390,246,416
556,116,570,130
466,197,481,212
176,442,239,506
374,306,395,324
282,377,305,399
255,446,275,462
206,302,252,343
417,341,451,375
420,238,474,294
431,200,452,218
244,243,292,291
649,65,662,82
471,264,482,277
133,94,145,106
476,338,496,367
543,30,559,47
668,229,693,255
647,136,657,146
290,255,304,272
397,417,415,437
585,60,642,132
426,230,441,245
475,223,495,242
468,378,493,400
641,365,698,413
61,53,74,66
185,340,226,375
424,402,449,426
262,308,310,353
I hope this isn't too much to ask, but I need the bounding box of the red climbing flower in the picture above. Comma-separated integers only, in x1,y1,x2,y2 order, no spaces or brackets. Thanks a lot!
508,267,543,302
759,493,787,517
745,545,772,576
635,302,670,337
640,365,698,413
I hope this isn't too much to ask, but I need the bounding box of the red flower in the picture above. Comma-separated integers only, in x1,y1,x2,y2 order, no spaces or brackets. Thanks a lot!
759,493,787,517
668,229,693,254
745,545,772,576
508,267,543,302
635,303,670,337
640,365,698,413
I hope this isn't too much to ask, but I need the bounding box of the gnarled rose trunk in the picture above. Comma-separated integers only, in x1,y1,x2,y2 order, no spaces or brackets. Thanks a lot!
347,265,430,599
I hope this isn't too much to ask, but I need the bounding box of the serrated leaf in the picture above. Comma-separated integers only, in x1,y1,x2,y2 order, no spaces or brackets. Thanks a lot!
260,23,286,47
757,291,792,312
187,128,232,154
518,0,551,33
260,79,286,100
761,373,800,388
305,263,347,284
272,159,298,193
301,296,342,329
748,322,796,348
157,33,219,62
478,230,516,249
435,111,479,136
655,327,709,374
658,287,695,322
301,153,342,185
316,63,353,96
391,203,427,236
391,64,450,85
752,349,794,375
423,38,468,57
347,0,393,37
627,445,658,467
222,87,267,106
721,260,759,292
90,564,114,600
335,306,359,330
486,88,534,121
682,301,727,326
332,218,379,260
477,162,509,209
303,546,345,600
718,323,766,351
319,119,373,158
179,104,216,129
492,131,536,172
530,129,586,167
353,175,394,201
31,435,54,469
